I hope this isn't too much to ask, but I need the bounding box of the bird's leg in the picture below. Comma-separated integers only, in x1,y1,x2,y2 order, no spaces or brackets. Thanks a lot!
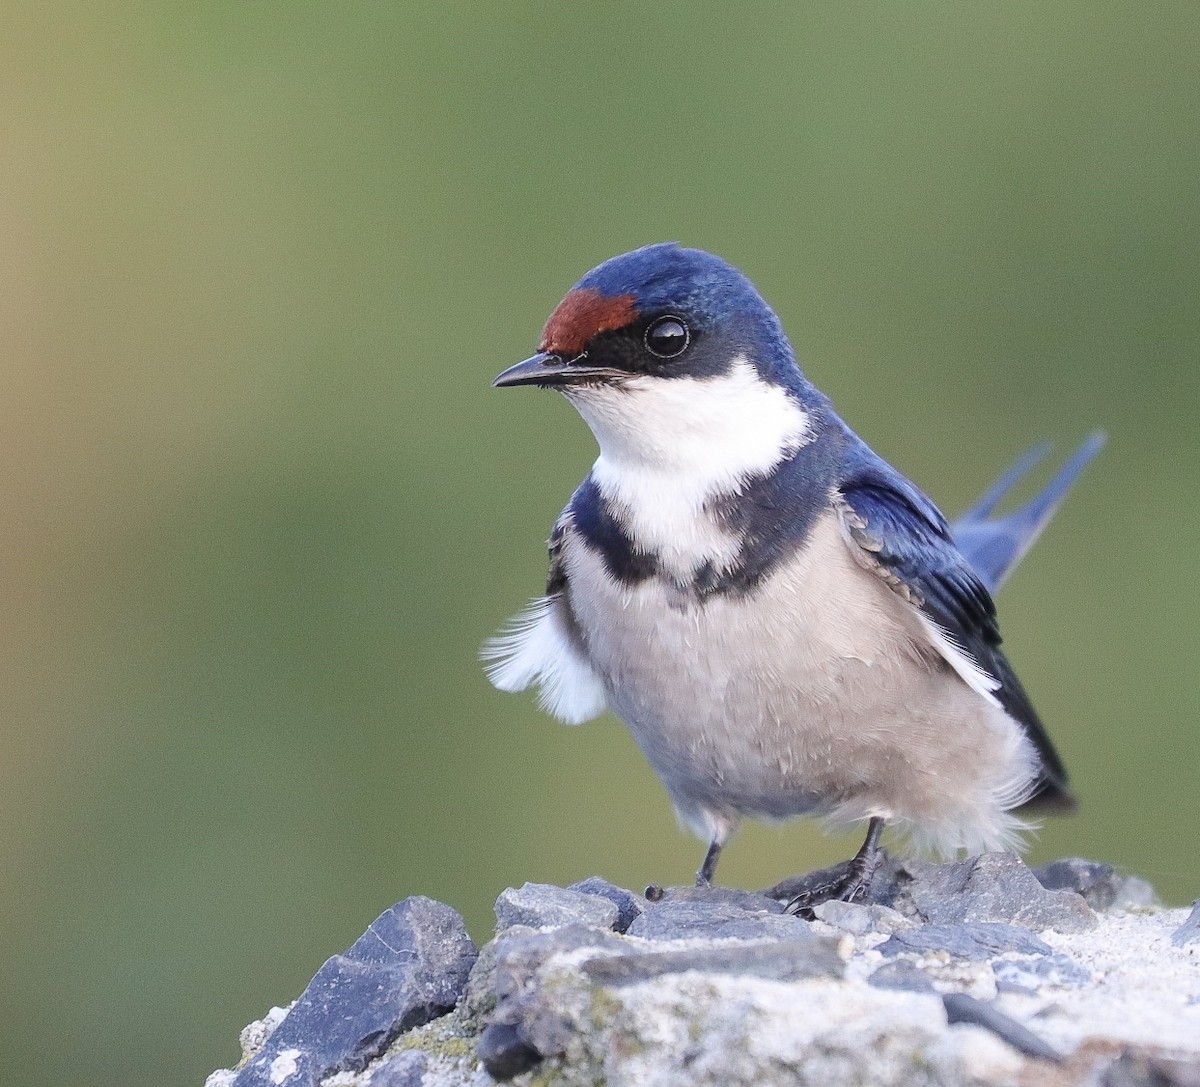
839,815,885,901
695,839,723,887
786,816,886,915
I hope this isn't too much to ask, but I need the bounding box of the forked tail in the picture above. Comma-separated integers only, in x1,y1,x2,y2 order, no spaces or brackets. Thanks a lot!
952,432,1106,594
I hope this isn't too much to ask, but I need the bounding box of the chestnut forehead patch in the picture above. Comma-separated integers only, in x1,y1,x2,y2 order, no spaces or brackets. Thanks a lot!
540,288,638,356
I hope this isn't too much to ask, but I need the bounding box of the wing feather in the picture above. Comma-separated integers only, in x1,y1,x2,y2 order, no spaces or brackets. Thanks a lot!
837,467,1073,810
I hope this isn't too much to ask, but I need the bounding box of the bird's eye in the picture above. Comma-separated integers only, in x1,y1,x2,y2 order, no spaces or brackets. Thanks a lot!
644,316,690,359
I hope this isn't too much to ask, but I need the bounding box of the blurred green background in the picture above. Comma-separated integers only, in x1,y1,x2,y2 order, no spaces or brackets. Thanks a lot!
2,3,1197,1085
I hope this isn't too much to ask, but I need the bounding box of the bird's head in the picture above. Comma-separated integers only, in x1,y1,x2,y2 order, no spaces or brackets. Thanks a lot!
493,244,818,473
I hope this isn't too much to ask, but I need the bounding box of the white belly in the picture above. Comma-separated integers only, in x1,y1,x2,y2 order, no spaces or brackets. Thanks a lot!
562,510,1037,855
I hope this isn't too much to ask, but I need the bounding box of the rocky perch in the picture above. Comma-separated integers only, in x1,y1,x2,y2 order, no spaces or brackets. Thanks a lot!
207,854,1200,1087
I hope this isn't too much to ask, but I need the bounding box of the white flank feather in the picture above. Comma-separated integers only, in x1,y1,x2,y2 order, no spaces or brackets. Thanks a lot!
481,597,608,725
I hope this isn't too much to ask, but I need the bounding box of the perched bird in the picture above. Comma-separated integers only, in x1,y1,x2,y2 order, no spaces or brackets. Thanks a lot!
484,243,1101,902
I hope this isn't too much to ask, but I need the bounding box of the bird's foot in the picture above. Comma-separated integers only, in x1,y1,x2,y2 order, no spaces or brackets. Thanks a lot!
784,816,887,918
784,854,881,917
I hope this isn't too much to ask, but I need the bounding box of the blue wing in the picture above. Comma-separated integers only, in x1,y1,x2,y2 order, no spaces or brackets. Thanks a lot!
838,458,1074,810
952,433,1105,595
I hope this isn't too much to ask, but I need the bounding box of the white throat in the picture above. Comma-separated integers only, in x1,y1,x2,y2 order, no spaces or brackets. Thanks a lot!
565,356,812,577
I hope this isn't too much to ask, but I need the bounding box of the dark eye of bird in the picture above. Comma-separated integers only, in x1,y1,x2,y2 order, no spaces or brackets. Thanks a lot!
644,315,690,359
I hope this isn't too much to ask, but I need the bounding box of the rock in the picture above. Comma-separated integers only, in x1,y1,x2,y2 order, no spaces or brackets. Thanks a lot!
477,1022,541,1081
459,930,503,1021
229,897,476,1087
567,876,644,932
486,924,628,1073
652,884,790,912
811,898,918,935
899,853,1097,933
878,922,1054,960
481,931,842,1078
942,992,1064,1063
868,960,938,993
1034,858,1157,911
477,895,840,1080
210,863,1200,1087
366,1049,426,1087
626,884,806,941
467,921,626,1020
490,924,626,1011
238,1006,288,1058
992,953,1092,991
626,903,805,941
579,937,844,985
1172,901,1200,947
494,882,619,932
